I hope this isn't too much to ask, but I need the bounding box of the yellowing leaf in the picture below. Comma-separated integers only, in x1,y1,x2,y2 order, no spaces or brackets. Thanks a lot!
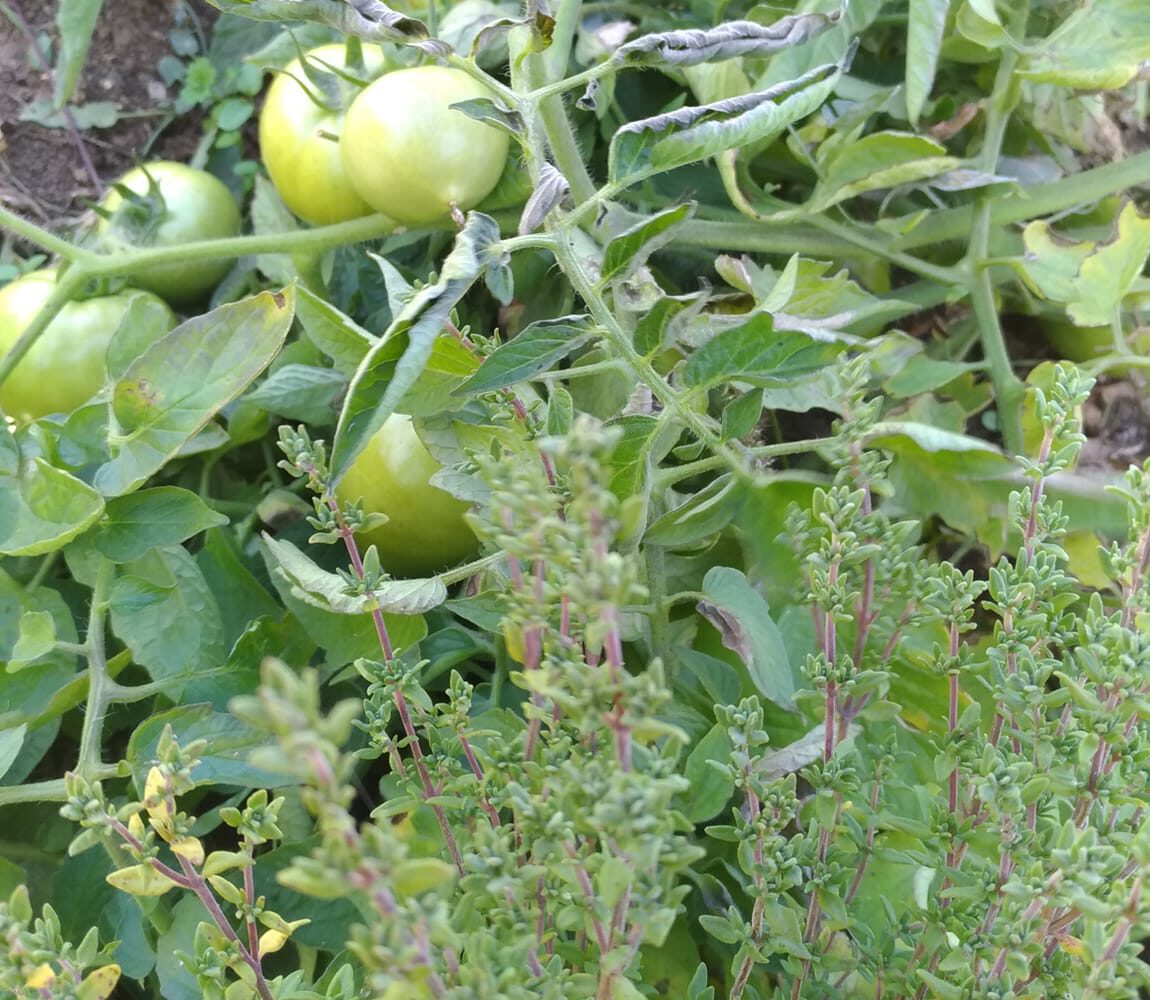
258,928,289,955
170,835,205,866
77,965,122,1000
26,964,56,989
1020,0,1150,89
106,861,181,897
1020,202,1150,327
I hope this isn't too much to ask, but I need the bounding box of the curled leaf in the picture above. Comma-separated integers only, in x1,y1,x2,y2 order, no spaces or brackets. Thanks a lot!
614,10,843,67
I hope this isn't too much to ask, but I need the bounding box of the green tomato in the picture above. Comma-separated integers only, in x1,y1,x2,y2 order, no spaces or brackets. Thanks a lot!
259,43,390,226
340,65,510,226
0,269,175,422
97,161,242,306
335,413,478,577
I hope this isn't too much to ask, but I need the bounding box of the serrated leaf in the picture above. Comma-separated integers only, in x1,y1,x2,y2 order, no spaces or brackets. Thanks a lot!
1018,201,1150,327
0,428,104,557
330,213,499,485
96,290,294,497
109,547,226,687
458,316,594,394
90,487,228,563
262,534,447,616
609,55,847,186
613,11,842,66
601,203,695,284
683,315,841,389
1019,0,1150,90
633,294,694,356
697,567,795,710
246,364,348,425
905,0,951,125
295,286,376,375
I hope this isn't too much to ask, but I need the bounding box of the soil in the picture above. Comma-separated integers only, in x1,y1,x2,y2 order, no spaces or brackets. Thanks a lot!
0,0,216,227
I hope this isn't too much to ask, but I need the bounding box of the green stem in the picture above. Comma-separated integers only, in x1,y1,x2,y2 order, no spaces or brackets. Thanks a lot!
895,149,1150,252
654,436,837,488
810,214,962,288
530,60,612,103
77,560,114,768
0,204,397,270
966,11,1028,456
0,766,119,808
0,209,398,390
643,495,671,668
0,207,96,262
675,217,885,262
550,232,748,479
519,14,597,206
544,0,584,83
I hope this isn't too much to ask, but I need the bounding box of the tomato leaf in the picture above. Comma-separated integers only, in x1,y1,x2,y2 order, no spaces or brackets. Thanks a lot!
519,163,571,236
109,546,226,688
96,289,294,497
904,0,951,125
682,723,734,823
458,316,594,395
683,315,843,389
330,212,500,486
644,474,747,548
0,426,104,557
696,566,796,711
600,203,695,284
89,487,228,563
809,132,959,212
1019,0,1150,90
1017,201,1150,327
262,535,447,616
246,364,349,426
295,286,376,375
609,54,848,187
613,10,843,66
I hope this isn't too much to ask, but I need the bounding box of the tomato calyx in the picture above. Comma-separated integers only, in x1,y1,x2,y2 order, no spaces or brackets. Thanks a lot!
280,39,383,116
92,167,169,246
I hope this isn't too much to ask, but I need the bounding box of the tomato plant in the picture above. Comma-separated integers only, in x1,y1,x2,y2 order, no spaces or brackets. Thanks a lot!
96,161,242,305
335,412,478,577
340,65,510,225
0,269,175,421
1041,295,1150,370
259,43,391,226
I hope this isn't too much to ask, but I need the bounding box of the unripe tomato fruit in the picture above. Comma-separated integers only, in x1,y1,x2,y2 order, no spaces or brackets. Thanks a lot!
96,161,242,306
259,43,390,226
340,66,510,225
335,413,478,577
0,270,175,422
